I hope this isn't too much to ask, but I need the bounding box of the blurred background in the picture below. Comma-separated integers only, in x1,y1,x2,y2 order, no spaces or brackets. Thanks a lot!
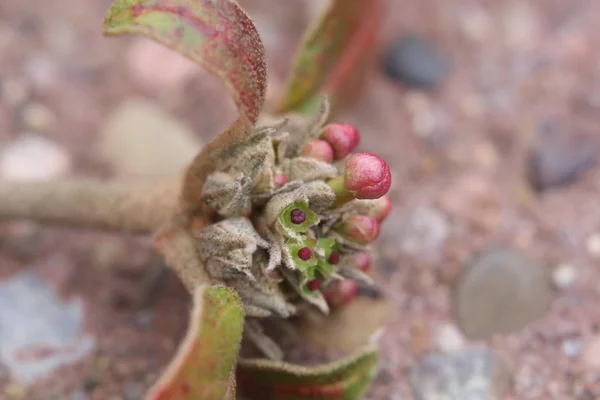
1,0,600,398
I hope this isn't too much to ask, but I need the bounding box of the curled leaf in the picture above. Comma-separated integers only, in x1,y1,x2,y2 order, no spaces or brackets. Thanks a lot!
103,0,267,125
276,0,383,114
146,285,245,400
237,345,379,400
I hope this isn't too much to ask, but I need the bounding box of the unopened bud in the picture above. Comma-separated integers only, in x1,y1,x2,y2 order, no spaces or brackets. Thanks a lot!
335,215,381,245
321,123,360,160
273,173,288,188
328,153,392,207
323,279,359,307
301,140,334,163
353,252,372,272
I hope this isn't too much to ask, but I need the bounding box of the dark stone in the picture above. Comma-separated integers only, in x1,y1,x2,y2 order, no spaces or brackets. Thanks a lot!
410,348,511,400
384,34,449,89
83,377,100,392
527,123,597,191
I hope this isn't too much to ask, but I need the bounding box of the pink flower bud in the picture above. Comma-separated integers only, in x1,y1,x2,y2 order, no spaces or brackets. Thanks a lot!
353,252,372,272
336,215,380,245
327,153,392,207
323,279,359,307
344,153,391,200
273,173,288,188
301,140,334,163
321,123,360,160
370,194,392,222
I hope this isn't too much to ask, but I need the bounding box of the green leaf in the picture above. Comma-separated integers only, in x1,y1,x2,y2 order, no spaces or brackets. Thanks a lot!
103,0,267,126
276,0,383,115
145,285,245,400
236,345,379,400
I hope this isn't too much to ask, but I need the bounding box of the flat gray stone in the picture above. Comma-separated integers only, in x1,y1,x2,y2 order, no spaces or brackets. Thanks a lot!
453,248,552,340
410,348,511,400
0,271,95,383
96,98,203,179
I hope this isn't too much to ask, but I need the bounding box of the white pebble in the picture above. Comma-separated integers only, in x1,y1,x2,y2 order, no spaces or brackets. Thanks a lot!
22,103,57,132
0,134,71,181
562,338,583,358
434,323,466,353
552,263,576,289
586,234,600,258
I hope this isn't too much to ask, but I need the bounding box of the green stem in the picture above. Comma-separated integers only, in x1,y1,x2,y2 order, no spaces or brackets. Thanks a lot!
0,179,181,233
327,176,354,208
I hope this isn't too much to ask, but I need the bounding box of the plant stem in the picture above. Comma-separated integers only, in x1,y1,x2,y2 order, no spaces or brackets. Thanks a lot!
0,179,180,233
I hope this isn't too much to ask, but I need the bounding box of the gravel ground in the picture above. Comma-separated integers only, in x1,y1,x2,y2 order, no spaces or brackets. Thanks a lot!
1,0,600,399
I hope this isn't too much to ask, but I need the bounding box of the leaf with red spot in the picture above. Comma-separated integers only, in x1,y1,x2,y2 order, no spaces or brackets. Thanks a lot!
236,345,379,400
145,285,244,400
276,0,383,115
103,0,267,126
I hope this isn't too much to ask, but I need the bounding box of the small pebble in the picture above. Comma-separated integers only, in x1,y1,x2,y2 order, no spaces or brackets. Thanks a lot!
562,338,583,358
0,134,71,181
384,34,449,90
132,310,155,330
384,206,449,261
586,234,600,258
527,123,597,191
21,103,57,132
552,263,576,289
434,323,466,353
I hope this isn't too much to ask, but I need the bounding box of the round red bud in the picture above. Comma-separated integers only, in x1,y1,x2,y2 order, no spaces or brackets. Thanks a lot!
344,153,391,200
274,173,288,188
370,194,392,222
321,123,361,160
337,215,381,245
354,252,372,272
301,140,334,163
323,280,359,307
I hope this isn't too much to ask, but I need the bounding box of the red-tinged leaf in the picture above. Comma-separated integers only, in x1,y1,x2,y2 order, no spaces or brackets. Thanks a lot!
276,0,383,115
103,0,267,126
236,345,379,400
145,284,245,400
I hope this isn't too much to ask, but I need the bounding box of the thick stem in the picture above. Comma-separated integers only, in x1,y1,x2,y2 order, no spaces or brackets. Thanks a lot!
0,179,181,233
